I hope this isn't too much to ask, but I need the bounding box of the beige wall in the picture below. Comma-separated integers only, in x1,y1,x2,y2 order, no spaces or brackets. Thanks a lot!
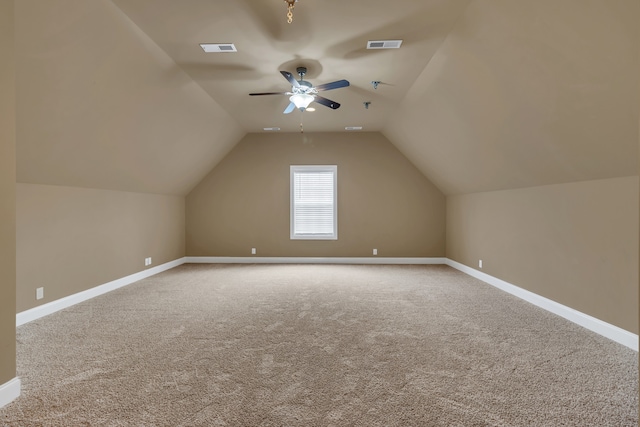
0,0,16,385
446,176,639,333
16,184,185,312
187,132,445,257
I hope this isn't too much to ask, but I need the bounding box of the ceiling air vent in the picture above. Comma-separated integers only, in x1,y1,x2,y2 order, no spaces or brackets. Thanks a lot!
199,43,237,53
263,127,281,131
367,40,403,49
345,126,363,131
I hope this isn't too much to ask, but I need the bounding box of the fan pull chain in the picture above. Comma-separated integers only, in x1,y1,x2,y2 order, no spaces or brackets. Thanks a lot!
285,0,295,24
300,110,304,133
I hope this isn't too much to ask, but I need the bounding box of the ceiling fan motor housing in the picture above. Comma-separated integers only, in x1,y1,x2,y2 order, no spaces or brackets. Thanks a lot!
295,80,313,94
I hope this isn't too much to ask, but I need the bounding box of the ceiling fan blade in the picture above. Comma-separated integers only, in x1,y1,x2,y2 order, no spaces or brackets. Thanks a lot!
283,102,296,114
314,79,350,91
280,71,301,88
314,96,341,110
249,92,289,96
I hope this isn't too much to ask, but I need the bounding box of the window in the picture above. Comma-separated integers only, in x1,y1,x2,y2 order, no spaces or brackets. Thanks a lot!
290,165,337,240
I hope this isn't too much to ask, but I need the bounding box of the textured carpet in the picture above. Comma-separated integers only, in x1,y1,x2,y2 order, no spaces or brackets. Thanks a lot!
1,264,637,426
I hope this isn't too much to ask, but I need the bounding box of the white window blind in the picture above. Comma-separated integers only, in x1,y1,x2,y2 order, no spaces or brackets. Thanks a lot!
290,165,337,240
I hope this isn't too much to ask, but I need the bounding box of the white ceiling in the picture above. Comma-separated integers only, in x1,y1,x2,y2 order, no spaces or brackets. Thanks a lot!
111,0,473,134
14,0,639,195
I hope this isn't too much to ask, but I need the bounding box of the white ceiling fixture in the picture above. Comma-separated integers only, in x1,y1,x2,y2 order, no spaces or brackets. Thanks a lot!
263,127,281,131
199,43,237,53
290,93,315,110
345,126,363,131
367,40,403,49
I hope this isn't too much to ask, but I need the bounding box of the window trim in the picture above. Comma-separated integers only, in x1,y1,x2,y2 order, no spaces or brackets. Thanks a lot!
290,165,338,240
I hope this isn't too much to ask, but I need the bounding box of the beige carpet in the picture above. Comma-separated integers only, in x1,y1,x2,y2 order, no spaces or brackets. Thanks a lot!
1,264,637,426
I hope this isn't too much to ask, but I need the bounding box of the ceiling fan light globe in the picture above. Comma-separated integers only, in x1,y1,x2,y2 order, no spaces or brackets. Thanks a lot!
289,93,315,110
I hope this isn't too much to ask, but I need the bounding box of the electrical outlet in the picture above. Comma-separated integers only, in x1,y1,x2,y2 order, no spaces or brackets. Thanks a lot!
373,249,378,256
251,248,256,255
36,287,44,300
479,259,483,269
145,257,152,266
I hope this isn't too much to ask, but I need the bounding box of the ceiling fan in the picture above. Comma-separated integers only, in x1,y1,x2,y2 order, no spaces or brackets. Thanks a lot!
249,67,350,114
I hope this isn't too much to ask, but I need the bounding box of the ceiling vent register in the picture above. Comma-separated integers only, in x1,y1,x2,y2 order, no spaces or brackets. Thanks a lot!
199,43,237,53
367,40,403,49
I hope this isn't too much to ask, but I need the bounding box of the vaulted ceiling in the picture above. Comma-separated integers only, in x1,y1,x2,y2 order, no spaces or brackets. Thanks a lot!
14,0,639,195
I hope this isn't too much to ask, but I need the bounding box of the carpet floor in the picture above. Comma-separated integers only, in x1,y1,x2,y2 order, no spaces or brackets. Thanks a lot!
1,264,637,426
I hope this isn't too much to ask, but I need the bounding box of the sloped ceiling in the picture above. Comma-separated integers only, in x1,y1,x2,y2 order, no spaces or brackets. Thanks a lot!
15,0,244,195
384,0,639,194
15,0,639,196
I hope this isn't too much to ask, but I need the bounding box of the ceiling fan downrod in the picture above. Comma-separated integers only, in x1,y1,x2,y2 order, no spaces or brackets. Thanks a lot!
284,0,296,24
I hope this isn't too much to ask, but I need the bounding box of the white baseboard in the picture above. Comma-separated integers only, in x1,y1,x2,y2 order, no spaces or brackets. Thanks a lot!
0,377,21,409
16,257,186,326
185,256,448,265
14,255,637,352
446,259,639,352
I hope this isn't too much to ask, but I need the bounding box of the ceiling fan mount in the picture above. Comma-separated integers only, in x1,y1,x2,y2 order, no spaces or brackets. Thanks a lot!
250,66,350,113
292,68,313,94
